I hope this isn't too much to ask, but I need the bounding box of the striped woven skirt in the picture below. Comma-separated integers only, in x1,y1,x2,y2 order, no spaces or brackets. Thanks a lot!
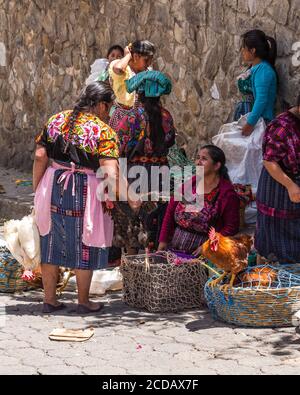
40,170,109,270
171,227,207,255
255,167,300,263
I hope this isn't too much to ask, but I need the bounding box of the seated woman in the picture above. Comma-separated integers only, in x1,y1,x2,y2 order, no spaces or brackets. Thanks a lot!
158,145,240,255
255,94,300,263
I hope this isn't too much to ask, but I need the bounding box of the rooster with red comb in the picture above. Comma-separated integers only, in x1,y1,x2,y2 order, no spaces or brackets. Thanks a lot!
201,227,253,289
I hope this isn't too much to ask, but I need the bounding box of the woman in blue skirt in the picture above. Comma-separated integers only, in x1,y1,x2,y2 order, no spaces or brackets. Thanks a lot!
255,94,300,263
34,82,135,314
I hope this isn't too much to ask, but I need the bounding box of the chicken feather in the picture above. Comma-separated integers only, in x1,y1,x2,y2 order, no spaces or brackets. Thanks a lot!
202,228,253,275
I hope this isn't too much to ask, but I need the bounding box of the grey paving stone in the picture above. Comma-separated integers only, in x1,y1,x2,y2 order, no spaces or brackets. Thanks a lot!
1,287,300,375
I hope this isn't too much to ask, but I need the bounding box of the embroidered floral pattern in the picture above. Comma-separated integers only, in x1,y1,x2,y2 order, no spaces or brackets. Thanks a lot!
116,107,176,157
263,111,300,175
174,187,220,234
36,110,119,158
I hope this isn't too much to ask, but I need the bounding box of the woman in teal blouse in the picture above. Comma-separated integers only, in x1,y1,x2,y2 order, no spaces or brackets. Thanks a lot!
241,30,278,136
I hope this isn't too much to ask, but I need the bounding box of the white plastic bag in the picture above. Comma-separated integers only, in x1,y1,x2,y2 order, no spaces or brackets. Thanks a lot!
85,58,109,86
62,267,123,295
212,115,266,193
90,267,123,295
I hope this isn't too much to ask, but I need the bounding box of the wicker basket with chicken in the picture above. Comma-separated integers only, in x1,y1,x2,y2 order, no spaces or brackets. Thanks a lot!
197,227,300,327
205,264,300,328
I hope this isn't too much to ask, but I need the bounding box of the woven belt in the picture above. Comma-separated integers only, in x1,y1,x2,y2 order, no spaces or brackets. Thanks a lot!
130,156,168,164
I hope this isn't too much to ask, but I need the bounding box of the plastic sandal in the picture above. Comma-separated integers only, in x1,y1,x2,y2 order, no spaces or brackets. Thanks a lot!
43,303,66,314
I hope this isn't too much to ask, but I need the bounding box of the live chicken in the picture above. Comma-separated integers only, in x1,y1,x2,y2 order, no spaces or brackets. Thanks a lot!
4,213,41,280
202,227,253,289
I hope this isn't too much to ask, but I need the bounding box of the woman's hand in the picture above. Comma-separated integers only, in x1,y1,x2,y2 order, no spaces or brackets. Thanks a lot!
124,45,132,58
287,183,300,204
242,123,254,136
192,245,203,257
157,242,168,251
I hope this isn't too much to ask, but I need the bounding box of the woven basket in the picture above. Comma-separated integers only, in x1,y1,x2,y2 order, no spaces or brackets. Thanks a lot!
0,247,29,293
121,253,208,313
205,265,300,328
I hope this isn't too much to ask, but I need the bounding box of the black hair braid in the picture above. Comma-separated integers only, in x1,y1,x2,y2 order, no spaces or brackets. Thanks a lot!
219,165,230,181
63,98,88,153
139,93,165,154
63,81,115,153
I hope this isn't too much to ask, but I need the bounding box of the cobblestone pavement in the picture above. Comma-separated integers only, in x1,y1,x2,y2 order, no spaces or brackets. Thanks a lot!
0,288,300,375
1,166,300,375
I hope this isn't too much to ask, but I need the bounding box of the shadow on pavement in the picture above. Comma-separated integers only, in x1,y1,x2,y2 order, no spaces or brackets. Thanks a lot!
2,289,213,328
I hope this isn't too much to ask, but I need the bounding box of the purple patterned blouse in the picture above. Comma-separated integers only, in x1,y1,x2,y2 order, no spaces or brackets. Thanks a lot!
263,111,300,175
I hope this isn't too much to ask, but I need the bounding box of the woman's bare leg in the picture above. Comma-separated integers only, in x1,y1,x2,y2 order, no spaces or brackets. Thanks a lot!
75,269,101,310
41,263,60,305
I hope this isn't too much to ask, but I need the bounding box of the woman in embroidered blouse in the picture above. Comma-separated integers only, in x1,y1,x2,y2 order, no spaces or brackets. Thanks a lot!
255,94,300,263
113,71,176,253
34,82,133,314
158,145,240,255
240,30,277,136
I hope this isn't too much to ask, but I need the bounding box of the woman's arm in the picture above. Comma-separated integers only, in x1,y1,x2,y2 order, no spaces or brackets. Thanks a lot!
158,197,178,248
99,158,141,211
112,46,132,75
264,160,300,203
33,145,48,191
242,67,274,136
219,192,240,236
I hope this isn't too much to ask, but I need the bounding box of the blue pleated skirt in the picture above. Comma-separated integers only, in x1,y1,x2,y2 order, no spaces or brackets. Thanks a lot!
255,168,300,263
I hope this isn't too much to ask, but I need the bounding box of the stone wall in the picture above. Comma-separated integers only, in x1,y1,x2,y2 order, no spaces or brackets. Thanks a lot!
0,0,300,169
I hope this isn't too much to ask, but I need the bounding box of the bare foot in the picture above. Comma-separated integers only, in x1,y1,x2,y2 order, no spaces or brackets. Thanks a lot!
79,301,103,311
77,301,104,314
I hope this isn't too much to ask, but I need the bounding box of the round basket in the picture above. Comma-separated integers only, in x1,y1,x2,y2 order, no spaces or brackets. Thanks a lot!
204,265,300,328
0,247,29,293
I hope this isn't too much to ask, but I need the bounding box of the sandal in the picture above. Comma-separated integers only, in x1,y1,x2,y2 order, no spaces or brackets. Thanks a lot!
76,303,104,315
43,302,66,314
